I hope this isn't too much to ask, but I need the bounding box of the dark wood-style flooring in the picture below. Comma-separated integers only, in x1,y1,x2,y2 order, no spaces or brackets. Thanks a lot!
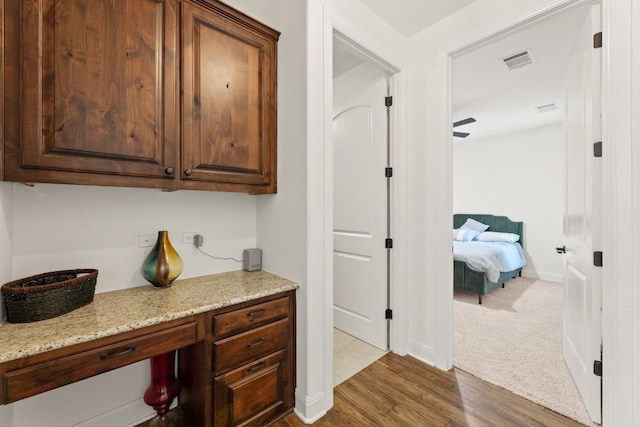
271,352,585,427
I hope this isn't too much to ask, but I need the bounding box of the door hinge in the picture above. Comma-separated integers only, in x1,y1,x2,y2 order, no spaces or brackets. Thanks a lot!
594,251,603,267
385,96,393,107
385,167,393,178
593,32,603,49
593,360,603,377
385,308,393,319
594,141,602,158
385,238,393,249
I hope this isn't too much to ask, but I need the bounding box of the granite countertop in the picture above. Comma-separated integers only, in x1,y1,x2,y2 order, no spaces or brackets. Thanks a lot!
0,270,298,364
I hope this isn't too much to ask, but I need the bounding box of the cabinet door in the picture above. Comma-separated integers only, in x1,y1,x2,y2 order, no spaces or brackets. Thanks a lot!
17,0,179,179
213,350,287,427
181,1,278,191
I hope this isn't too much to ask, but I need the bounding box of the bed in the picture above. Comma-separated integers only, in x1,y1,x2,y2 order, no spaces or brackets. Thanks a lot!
453,214,526,304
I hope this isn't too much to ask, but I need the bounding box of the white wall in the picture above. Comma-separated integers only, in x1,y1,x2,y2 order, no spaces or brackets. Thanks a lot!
0,182,14,427
453,124,564,281
333,62,387,110
5,184,257,426
0,183,13,320
235,0,311,420
12,184,257,288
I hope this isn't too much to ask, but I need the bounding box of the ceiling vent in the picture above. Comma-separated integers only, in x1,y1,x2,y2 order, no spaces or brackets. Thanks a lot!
536,103,558,113
502,50,533,70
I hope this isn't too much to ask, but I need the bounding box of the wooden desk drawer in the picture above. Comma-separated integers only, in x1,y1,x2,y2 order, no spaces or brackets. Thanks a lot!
213,319,289,374
2,321,198,403
213,350,287,427
213,296,289,338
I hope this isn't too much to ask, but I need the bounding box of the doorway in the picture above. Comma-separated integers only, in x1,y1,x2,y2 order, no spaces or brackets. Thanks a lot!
450,3,600,425
331,31,395,384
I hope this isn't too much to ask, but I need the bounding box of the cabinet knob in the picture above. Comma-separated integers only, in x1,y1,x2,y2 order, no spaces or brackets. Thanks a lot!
184,169,192,176
165,167,174,175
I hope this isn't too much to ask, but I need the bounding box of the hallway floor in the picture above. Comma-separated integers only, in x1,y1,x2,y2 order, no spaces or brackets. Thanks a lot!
333,328,387,387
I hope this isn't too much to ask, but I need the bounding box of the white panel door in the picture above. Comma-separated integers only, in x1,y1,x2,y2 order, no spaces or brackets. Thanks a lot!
333,76,388,350
562,4,602,423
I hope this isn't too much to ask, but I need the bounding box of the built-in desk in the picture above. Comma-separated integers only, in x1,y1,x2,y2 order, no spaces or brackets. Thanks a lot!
0,270,298,426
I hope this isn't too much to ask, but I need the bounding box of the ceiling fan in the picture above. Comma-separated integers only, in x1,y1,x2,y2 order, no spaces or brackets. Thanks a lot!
453,117,476,138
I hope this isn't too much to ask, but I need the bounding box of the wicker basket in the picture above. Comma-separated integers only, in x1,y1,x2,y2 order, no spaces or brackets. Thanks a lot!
2,269,98,323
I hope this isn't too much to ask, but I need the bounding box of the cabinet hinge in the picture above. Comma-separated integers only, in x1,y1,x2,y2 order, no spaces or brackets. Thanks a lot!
385,167,393,178
385,238,393,249
385,96,393,107
594,251,603,267
385,308,393,320
593,32,603,49
593,360,603,377
594,141,602,158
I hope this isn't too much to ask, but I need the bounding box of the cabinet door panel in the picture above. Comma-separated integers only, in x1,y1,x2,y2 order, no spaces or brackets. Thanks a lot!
181,1,277,187
213,350,286,427
19,0,178,177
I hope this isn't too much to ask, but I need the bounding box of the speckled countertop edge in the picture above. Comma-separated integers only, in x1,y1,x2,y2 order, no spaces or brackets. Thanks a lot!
0,270,298,364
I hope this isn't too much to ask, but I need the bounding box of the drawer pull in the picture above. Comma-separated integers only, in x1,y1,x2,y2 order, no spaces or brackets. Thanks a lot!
246,308,266,318
100,346,136,360
246,337,265,349
247,361,266,372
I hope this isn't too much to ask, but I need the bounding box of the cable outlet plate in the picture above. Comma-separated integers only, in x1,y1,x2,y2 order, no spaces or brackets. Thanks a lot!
139,235,155,248
182,232,201,244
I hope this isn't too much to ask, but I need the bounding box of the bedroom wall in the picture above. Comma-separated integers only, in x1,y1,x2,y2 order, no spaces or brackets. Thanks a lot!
453,123,564,282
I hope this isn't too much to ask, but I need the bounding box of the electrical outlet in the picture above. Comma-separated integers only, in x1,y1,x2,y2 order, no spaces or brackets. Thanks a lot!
182,232,201,244
139,235,155,248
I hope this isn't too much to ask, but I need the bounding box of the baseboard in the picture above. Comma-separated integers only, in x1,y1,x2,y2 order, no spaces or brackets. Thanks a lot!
407,340,436,367
293,389,327,424
521,269,562,283
73,398,176,427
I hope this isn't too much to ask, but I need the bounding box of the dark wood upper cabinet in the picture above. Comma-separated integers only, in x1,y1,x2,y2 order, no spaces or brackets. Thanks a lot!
2,0,279,193
10,0,179,180
181,1,278,188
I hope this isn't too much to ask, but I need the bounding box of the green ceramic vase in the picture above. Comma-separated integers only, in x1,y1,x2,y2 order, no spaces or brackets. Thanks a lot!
142,231,184,288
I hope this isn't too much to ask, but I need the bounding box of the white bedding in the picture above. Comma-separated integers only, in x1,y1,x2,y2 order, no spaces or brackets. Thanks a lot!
453,241,527,283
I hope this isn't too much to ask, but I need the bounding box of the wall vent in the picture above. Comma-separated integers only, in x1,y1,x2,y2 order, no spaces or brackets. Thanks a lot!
502,50,533,70
536,103,558,113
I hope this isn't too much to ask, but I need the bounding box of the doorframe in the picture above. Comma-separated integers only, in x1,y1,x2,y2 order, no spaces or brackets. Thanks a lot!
441,0,640,424
321,3,407,410
451,2,600,421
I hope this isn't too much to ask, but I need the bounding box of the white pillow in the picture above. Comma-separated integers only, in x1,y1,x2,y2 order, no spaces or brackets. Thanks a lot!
460,218,490,232
453,228,480,242
477,231,520,243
